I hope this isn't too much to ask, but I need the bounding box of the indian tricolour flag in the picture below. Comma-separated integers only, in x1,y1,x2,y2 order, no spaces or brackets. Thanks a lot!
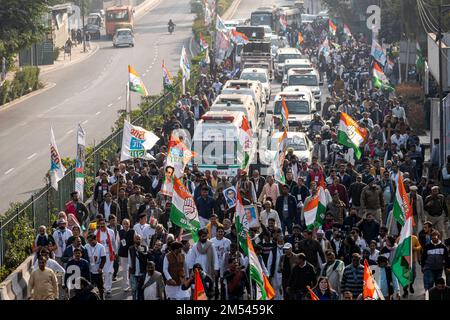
304,185,328,230
247,235,275,300
329,20,337,36
162,60,174,92
128,65,149,96
343,24,352,38
239,115,253,171
272,130,287,184
235,188,249,255
337,112,367,160
281,96,289,130
199,32,209,51
170,177,201,242
373,62,394,92
279,15,287,32
392,175,413,287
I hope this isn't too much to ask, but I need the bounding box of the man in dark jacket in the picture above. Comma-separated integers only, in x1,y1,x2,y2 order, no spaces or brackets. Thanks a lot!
250,170,266,199
195,187,218,221
287,253,317,300
64,248,91,288
357,212,380,244
421,231,450,290
348,176,366,217
135,169,153,194
276,185,298,235
297,230,325,271
428,277,450,300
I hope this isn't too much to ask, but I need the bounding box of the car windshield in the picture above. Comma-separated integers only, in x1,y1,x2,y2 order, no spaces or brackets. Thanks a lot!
278,54,301,63
272,136,307,151
117,30,131,36
285,65,311,73
288,75,318,86
241,72,267,83
274,100,310,114
106,10,129,22
251,14,272,26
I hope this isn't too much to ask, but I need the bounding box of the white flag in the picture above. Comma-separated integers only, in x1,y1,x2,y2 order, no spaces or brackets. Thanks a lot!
180,46,191,80
120,120,160,161
371,39,387,66
50,127,66,190
75,124,86,201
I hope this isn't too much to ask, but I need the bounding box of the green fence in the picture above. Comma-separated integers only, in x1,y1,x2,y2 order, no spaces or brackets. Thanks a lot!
0,76,187,267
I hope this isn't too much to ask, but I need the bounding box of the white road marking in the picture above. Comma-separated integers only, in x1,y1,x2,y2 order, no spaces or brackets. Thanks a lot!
117,96,122,100
66,129,74,135
27,153,37,160
108,103,113,107
83,85,88,90
4,168,14,175
95,111,101,115
82,120,89,125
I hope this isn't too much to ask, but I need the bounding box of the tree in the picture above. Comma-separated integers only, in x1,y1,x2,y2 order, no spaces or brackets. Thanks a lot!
0,0,51,67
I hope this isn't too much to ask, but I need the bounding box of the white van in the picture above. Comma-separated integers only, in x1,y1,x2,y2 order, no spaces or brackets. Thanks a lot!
272,88,316,129
274,48,302,80
282,59,313,82
222,80,265,115
211,94,258,132
191,111,256,177
283,68,322,109
240,68,271,103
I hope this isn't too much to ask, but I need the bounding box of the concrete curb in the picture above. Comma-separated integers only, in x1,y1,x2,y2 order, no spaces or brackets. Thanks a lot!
0,82,57,112
0,254,34,300
40,43,99,76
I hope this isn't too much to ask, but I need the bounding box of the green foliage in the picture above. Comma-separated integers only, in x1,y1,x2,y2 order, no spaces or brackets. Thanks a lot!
61,157,75,169
0,66,41,106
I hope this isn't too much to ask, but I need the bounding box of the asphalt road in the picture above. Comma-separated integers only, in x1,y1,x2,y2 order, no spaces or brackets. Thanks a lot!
0,0,194,213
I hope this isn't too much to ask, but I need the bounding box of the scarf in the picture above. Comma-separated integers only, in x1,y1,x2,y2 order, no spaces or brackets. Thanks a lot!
196,241,215,278
97,228,115,261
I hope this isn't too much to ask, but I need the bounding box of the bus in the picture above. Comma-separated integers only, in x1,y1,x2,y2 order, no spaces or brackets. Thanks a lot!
105,5,134,37
250,7,280,33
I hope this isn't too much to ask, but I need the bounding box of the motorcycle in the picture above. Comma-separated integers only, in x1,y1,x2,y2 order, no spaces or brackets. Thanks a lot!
168,25,174,34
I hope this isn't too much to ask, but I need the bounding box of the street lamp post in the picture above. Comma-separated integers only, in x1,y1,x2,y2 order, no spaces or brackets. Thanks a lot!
437,2,450,170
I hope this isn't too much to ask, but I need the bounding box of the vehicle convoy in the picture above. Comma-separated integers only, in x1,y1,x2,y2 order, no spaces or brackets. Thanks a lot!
240,68,271,103
105,5,134,38
282,58,313,83
191,111,256,177
272,88,316,130
240,42,273,80
113,28,134,47
274,47,302,80
282,68,322,110
211,94,258,132
221,80,266,117
85,13,103,39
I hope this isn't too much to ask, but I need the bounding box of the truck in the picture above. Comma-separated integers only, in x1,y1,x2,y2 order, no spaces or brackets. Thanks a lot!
240,41,273,80
105,5,134,38
85,13,103,39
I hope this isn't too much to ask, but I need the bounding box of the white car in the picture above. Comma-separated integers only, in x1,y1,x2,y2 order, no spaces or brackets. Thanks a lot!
272,88,316,129
266,131,313,164
240,68,271,103
113,28,134,48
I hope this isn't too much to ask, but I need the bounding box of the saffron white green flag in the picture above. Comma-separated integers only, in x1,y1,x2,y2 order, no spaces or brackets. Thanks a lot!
235,190,249,255
373,62,394,92
247,235,275,300
392,206,413,287
392,173,410,226
50,127,66,190
120,120,160,161
170,176,201,242
303,186,329,230
239,115,253,171
337,112,367,160
272,130,287,184
128,65,149,96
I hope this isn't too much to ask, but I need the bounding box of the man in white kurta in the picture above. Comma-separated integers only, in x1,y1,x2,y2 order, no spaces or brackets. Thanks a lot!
95,219,117,296
186,229,220,280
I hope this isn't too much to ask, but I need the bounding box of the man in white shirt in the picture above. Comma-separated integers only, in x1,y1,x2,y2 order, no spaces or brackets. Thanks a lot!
267,237,286,300
94,218,117,297
86,234,107,300
186,229,220,281
211,226,231,300
390,131,407,151
391,102,406,120
33,248,65,275
133,213,150,240
260,201,282,227
142,261,165,300
52,219,73,266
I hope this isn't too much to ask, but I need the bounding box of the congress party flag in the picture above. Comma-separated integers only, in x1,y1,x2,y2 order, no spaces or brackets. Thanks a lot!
337,112,367,160
279,15,287,32
231,29,250,45
180,45,191,80
120,120,160,161
371,39,387,66
50,127,66,190
373,62,394,92
329,20,337,36
235,187,249,255
170,176,201,242
247,235,275,300
343,24,352,38
272,130,287,184
167,134,196,178
363,259,385,300
304,186,328,230
297,32,304,48
162,60,174,92
199,32,209,51
281,96,289,130
239,115,253,171
128,65,149,96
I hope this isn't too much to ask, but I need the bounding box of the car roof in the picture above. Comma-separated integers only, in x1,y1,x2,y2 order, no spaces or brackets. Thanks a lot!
287,68,318,76
284,59,311,65
277,48,301,54
241,68,268,74
274,91,311,101
272,131,307,139
116,28,132,32
283,86,314,94
215,94,253,103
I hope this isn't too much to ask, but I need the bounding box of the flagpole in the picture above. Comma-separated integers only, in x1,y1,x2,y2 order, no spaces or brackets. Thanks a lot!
126,82,131,122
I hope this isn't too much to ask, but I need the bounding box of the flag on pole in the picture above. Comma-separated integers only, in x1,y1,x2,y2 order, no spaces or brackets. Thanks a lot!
199,32,209,51
304,186,328,230
343,24,352,38
297,32,304,48
247,235,275,300
162,60,174,92
416,41,425,71
180,46,191,80
235,187,249,255
170,176,201,242
371,39,387,66
75,124,86,201
120,120,160,161
194,270,208,300
363,260,385,300
128,65,149,96
281,96,289,130
329,20,337,36
307,286,320,300
239,115,253,171
279,15,287,32
50,127,66,190
167,134,197,178
337,112,367,160
392,174,413,226
272,130,287,184
231,29,250,45
215,14,228,33
373,62,395,92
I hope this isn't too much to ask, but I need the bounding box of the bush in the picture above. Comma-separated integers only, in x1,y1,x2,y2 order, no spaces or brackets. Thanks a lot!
0,66,41,106
395,82,424,101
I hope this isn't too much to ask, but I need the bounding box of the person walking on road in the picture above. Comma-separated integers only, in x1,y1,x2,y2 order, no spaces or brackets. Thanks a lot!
421,231,450,291
29,256,59,300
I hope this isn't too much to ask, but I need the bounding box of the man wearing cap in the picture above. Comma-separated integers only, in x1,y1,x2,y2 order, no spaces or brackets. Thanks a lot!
163,241,190,300
360,176,385,224
53,218,73,266
424,186,449,239
278,242,298,300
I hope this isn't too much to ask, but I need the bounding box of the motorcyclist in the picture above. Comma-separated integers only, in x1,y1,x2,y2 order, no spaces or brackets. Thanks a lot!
168,19,175,33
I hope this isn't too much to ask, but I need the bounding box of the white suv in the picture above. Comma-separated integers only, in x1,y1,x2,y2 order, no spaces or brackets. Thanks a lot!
240,68,271,103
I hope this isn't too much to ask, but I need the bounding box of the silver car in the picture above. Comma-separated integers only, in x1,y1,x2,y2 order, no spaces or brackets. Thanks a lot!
113,28,134,48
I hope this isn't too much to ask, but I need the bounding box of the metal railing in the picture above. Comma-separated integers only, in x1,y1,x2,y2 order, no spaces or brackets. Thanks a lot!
0,77,186,267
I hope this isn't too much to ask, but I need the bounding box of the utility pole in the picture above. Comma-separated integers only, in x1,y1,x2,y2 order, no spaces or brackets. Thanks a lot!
80,0,86,53
210,0,218,76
